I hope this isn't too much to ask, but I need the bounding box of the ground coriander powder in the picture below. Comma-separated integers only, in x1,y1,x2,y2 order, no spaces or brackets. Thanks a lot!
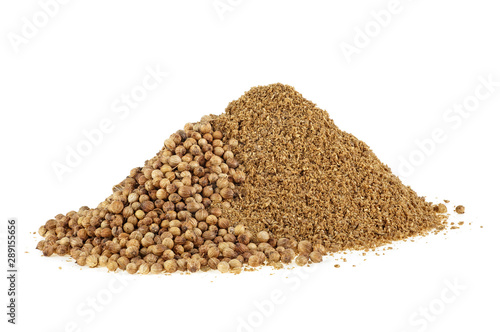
211,83,445,252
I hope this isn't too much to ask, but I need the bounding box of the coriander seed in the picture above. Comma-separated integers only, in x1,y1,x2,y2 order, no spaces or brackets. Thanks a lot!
126,263,138,274
150,263,163,274
295,255,309,266
217,261,230,273
309,251,323,263
257,231,270,243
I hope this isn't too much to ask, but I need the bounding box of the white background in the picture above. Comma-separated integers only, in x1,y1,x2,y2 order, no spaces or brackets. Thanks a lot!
1,1,499,331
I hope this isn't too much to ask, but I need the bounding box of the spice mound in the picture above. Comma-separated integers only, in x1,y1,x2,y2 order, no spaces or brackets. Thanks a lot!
36,83,448,274
213,83,445,251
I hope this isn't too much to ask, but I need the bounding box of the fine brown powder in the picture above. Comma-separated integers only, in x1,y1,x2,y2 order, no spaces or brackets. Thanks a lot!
212,83,444,252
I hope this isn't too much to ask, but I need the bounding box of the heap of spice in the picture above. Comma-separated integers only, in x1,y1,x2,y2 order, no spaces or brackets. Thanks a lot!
36,83,450,274
211,83,447,252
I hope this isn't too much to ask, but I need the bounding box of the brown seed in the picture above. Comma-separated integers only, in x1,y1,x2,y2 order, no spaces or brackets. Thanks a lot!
150,263,163,274
86,254,99,268
76,255,87,266
255,252,266,263
295,255,309,266
38,226,47,236
229,259,242,269
55,245,69,255
309,251,323,263
108,201,124,214
126,263,138,274
69,237,83,250
138,263,150,274
187,259,201,273
222,248,237,258
218,218,230,229
226,158,239,169
220,188,234,200
297,240,312,255
186,201,201,213
207,247,220,258
163,260,178,273
117,257,130,270
212,131,223,139
190,145,202,156
313,244,327,255
455,205,465,214
42,246,54,257
210,155,222,166
208,257,220,270
100,228,112,238
237,233,250,245
200,123,212,134
248,255,261,267
164,138,176,151
232,171,246,183
281,249,294,264
135,210,145,220
195,209,209,221
268,251,281,262
216,177,230,189
36,240,45,251
178,186,195,198
234,224,245,236
107,261,118,272
257,231,270,243
156,189,167,200
168,155,182,167
206,215,218,226
128,192,139,203
217,261,230,273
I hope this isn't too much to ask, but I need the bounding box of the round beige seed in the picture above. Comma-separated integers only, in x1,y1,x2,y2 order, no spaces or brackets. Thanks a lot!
309,251,323,263
217,261,230,273
295,255,309,266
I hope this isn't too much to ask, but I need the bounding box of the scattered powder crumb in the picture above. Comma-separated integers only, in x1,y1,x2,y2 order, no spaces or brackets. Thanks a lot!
434,203,447,214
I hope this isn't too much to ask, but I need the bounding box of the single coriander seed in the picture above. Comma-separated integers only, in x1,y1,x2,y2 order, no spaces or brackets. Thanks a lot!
217,261,230,273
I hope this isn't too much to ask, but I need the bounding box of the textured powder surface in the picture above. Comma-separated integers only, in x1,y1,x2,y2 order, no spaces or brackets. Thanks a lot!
212,83,445,252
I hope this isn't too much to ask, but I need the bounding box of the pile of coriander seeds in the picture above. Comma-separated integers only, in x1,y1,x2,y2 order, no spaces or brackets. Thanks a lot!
37,117,322,274
37,83,450,274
